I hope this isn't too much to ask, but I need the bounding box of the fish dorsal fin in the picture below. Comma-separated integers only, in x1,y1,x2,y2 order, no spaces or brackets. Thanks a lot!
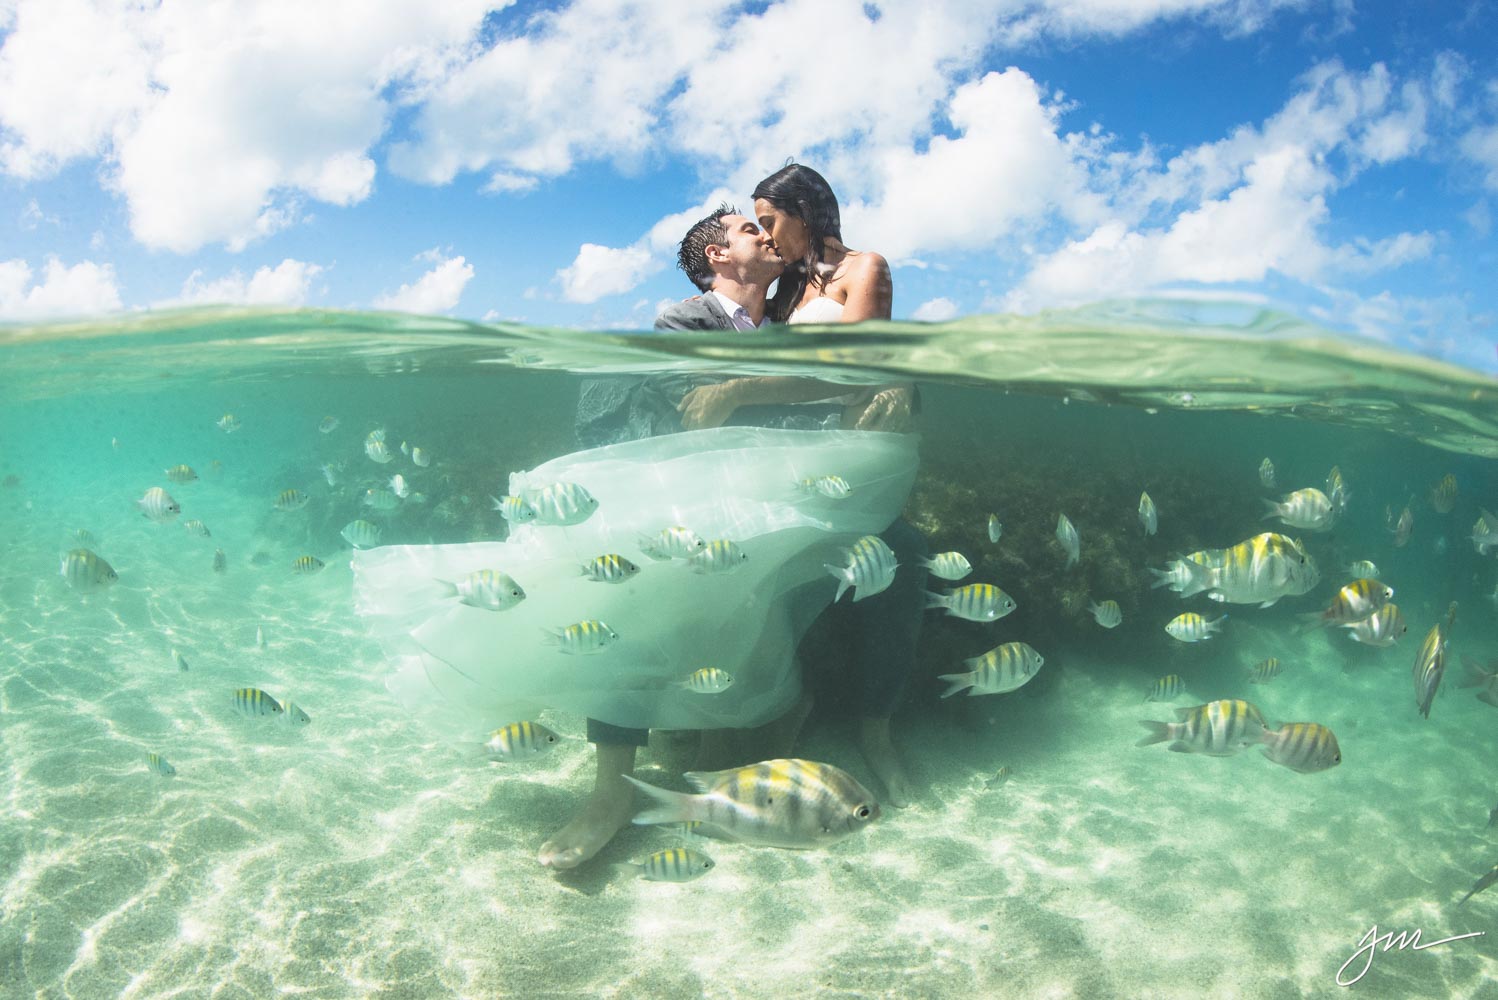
683,769,727,794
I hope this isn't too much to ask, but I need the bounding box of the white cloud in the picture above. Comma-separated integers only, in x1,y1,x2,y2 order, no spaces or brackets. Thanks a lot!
0,257,122,320
373,254,474,314
164,259,326,307
556,244,658,304
1460,125,1498,191
911,297,960,322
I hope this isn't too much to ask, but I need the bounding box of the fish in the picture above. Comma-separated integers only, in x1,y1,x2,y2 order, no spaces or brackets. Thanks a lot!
1137,699,1268,756
1344,560,1379,578
1248,658,1281,684
826,535,898,602
614,847,716,883
319,462,341,487
400,441,409,456
1458,656,1498,709
918,551,972,581
688,540,749,574
492,494,537,523
623,758,880,850
1413,603,1457,719
1259,457,1276,488
436,570,527,611
1343,603,1406,647
411,447,431,467
73,528,97,545
481,721,561,761
1308,579,1395,626
1167,532,1318,606
985,766,1013,789
1472,508,1498,555
233,688,284,718
216,413,241,433
1324,466,1349,514
582,553,642,584
680,667,734,693
136,486,180,522
292,555,325,575
1138,491,1158,536
60,548,117,590
925,583,1017,622
280,702,312,727
212,548,227,573
523,481,599,526
183,519,210,537
1089,599,1123,629
1458,864,1498,906
1259,723,1341,773
365,437,394,464
799,474,852,499
388,474,410,499
366,428,386,442
171,648,189,672
1430,473,1457,514
1056,513,1080,567
255,625,266,650
987,515,1002,543
1390,504,1413,547
274,489,309,512
1146,675,1185,702
542,620,620,654
1262,488,1336,531
363,488,400,511
165,464,198,484
318,416,340,434
638,526,706,561
1165,612,1226,642
146,752,176,777
938,641,1044,698
340,519,383,549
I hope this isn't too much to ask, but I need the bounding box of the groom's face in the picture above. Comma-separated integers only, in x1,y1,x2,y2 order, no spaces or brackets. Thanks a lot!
712,214,784,281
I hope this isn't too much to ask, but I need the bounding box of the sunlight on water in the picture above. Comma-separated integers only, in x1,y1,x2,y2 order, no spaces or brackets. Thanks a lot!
1,304,1496,998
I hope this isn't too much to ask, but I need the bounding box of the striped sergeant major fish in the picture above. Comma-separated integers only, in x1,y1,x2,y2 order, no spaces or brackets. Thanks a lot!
541,619,620,654
522,481,599,526
292,555,325,575
1055,513,1080,567
925,583,1017,622
1164,612,1225,643
826,534,897,602
1137,699,1268,757
1146,675,1185,702
1258,722,1341,773
136,486,180,523
1430,473,1457,514
1262,487,1337,532
688,539,748,574
165,464,198,483
491,494,538,524
638,526,705,561
481,721,561,761
1166,532,1319,607
1138,491,1158,536
436,569,526,611
614,847,716,883
146,752,176,777
1089,600,1123,629
624,758,880,850
233,688,284,718
938,641,1044,698
274,489,309,512
60,548,117,591
581,553,641,583
679,667,734,694
798,475,852,499
918,551,972,582
1343,603,1406,647
1413,603,1457,720
1306,578,1394,627
1248,658,1281,684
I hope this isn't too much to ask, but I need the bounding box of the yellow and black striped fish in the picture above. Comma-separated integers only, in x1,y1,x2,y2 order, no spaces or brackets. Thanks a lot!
681,667,734,694
1259,722,1341,773
542,619,619,654
939,642,1044,698
482,721,561,761
1413,603,1457,719
292,555,325,575
614,847,716,883
925,583,1017,622
274,489,309,512
60,548,117,591
1138,699,1267,757
165,464,198,484
581,553,641,584
688,539,749,575
1430,473,1458,514
1316,578,1393,625
624,758,880,849
1146,675,1185,702
233,688,284,718
1249,658,1282,684
146,752,176,777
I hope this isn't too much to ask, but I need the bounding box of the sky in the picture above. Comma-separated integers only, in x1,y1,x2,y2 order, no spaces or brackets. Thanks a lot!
1,0,1495,372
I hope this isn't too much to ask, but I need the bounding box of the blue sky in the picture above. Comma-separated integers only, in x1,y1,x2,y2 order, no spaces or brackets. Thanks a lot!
1,0,1495,371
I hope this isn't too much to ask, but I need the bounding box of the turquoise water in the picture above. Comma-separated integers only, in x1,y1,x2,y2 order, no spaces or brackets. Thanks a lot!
2,305,1498,998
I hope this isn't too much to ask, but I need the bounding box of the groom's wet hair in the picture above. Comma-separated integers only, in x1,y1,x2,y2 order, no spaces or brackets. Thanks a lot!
677,203,740,292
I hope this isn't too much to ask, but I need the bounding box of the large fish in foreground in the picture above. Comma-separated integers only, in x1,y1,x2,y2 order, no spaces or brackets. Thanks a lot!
623,759,880,849
1413,603,1457,719
1161,532,1319,607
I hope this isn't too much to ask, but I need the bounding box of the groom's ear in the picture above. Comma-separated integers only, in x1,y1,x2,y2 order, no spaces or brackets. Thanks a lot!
704,242,729,264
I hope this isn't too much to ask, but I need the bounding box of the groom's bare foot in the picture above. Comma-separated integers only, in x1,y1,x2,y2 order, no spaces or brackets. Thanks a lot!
859,716,913,808
538,744,636,870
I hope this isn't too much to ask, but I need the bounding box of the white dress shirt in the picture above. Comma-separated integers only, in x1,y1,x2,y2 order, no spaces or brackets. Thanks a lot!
712,290,765,331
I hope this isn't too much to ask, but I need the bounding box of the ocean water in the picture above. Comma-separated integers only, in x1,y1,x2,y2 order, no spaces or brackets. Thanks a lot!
2,303,1497,999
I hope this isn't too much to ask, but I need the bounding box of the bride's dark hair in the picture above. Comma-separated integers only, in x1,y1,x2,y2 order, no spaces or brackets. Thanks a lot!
752,162,843,323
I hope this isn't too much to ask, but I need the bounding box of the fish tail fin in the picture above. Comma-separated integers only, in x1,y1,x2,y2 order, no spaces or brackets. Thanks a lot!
1177,559,1214,599
433,578,458,599
1136,721,1171,747
622,775,698,826
539,628,561,646
1260,498,1281,519
923,590,949,612
937,672,973,699
824,564,851,602
610,862,644,879
1148,567,1175,589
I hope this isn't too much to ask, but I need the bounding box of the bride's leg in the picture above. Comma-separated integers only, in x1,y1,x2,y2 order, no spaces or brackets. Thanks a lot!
537,726,642,870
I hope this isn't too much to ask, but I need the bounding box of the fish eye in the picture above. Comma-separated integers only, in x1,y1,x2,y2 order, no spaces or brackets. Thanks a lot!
856,806,871,819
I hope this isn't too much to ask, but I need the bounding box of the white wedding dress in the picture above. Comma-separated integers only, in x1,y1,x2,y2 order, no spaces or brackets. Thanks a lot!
353,306,916,735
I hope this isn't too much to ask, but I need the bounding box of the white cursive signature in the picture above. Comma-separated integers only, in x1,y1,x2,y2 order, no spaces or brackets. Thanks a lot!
1337,925,1486,986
